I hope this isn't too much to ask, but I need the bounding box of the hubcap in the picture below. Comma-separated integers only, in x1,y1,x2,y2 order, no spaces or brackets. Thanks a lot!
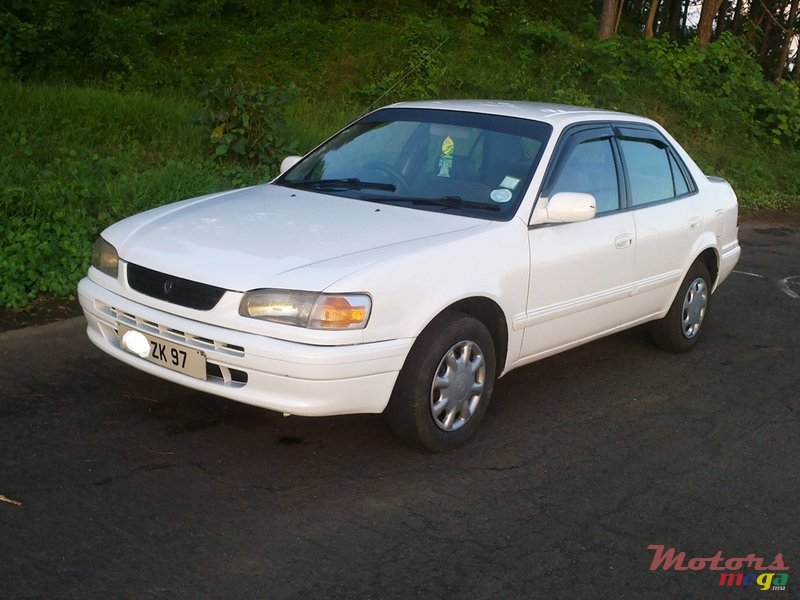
430,340,486,432
681,277,708,339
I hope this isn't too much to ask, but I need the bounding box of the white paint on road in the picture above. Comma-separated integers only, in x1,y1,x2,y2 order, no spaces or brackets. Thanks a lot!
733,270,799,300
779,276,800,299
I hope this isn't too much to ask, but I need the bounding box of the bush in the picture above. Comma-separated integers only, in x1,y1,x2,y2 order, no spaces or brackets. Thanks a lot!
196,79,298,184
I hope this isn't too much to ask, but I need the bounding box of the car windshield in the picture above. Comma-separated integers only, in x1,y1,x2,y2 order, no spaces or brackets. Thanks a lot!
277,107,552,220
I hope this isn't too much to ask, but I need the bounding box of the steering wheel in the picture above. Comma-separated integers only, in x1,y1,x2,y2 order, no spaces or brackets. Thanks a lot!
364,161,410,194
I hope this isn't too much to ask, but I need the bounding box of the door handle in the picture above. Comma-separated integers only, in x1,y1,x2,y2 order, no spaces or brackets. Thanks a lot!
689,216,702,230
615,234,632,249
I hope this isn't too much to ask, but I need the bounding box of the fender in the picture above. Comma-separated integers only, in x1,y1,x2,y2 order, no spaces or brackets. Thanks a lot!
656,232,720,317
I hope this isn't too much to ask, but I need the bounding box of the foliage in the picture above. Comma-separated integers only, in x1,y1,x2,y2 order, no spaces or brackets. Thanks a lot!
575,33,800,147
196,78,298,181
0,0,249,92
443,0,495,33
354,16,451,106
0,83,231,308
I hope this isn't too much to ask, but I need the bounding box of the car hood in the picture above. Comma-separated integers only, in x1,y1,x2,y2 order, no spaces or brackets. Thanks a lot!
104,184,485,291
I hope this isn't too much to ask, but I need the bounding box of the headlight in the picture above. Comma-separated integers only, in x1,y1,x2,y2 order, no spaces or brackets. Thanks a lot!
240,289,371,330
92,237,119,279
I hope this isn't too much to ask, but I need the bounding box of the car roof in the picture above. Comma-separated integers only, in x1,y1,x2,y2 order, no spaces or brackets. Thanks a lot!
387,99,649,127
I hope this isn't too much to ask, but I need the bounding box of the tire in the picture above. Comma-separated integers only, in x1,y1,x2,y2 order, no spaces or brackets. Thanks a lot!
385,312,497,452
651,261,712,353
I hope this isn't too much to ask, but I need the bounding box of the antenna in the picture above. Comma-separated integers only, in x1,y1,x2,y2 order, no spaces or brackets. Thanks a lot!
361,36,451,116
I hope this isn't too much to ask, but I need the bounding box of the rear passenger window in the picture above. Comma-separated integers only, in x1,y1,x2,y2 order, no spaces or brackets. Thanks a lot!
619,136,695,206
668,151,691,196
619,139,674,205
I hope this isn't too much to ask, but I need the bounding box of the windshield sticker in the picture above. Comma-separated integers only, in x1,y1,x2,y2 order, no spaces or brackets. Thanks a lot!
437,136,455,177
500,175,521,190
490,188,513,203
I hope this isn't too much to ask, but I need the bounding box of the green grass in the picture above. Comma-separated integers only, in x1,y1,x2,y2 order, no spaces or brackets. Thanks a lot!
0,83,231,308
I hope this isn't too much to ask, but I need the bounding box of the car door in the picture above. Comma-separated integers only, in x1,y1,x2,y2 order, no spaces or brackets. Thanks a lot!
614,126,702,318
519,125,637,360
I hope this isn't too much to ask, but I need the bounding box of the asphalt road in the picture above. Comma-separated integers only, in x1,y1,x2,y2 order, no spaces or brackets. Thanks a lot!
2,217,798,599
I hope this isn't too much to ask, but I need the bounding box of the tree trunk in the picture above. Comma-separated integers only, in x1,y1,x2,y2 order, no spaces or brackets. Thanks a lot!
759,18,774,61
715,0,731,38
745,0,768,45
731,0,746,33
645,0,662,37
697,0,725,45
774,0,800,80
665,0,684,38
795,49,800,83
623,0,641,28
614,0,627,35
599,0,619,39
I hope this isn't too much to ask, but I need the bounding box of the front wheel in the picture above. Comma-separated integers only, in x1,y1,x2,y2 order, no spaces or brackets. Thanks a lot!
651,261,712,353
385,312,496,452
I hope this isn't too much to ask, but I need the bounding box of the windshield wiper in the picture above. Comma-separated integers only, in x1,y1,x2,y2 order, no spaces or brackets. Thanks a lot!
361,195,501,212
287,178,396,192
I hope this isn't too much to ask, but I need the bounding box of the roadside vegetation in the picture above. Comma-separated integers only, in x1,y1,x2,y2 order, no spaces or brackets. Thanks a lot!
1,0,799,309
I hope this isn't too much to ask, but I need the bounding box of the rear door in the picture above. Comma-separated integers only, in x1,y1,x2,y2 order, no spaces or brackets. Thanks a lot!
614,125,701,317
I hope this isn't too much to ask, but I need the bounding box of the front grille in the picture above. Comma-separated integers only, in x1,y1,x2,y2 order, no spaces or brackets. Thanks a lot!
127,263,226,310
93,301,249,390
100,303,245,357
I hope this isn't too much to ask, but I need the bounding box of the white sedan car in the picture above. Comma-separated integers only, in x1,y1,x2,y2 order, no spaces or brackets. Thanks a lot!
79,100,741,451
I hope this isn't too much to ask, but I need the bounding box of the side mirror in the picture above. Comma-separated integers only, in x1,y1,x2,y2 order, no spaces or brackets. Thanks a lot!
531,192,596,225
280,156,302,174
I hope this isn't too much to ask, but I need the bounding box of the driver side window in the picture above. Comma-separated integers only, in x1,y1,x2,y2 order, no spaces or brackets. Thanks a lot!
321,121,417,178
550,137,620,214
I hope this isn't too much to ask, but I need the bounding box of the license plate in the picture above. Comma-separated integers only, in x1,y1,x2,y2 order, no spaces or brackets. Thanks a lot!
118,325,207,380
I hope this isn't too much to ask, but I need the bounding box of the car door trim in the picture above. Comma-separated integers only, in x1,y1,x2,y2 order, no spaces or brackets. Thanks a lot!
512,269,682,331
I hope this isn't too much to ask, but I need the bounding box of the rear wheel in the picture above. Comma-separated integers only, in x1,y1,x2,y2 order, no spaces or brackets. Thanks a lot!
651,261,712,353
385,312,496,452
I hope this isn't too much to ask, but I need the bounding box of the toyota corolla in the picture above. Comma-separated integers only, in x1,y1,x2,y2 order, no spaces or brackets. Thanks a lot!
79,100,741,451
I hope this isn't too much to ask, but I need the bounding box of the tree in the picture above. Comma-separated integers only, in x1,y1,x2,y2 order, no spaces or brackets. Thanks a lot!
698,0,726,44
795,49,800,83
715,0,732,38
589,0,800,86
599,0,619,39
731,0,747,33
664,0,685,38
645,0,662,38
774,0,800,80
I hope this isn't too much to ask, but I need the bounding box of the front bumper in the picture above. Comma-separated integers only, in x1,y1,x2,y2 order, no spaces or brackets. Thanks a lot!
78,278,412,416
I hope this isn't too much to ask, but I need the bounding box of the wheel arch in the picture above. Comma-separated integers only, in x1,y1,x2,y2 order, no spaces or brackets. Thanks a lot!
441,296,509,376
695,246,720,289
